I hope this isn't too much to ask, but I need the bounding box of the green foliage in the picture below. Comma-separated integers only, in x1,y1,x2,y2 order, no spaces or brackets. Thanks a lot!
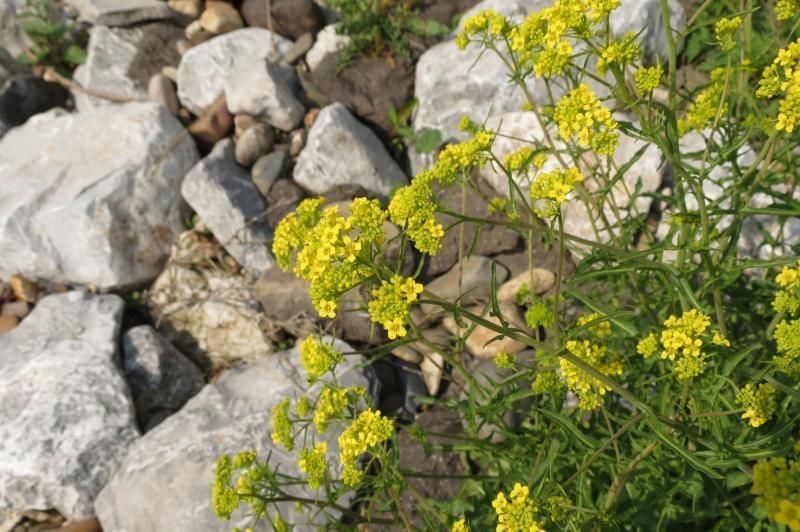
16,0,86,76
327,0,451,68
388,98,443,154
215,0,800,530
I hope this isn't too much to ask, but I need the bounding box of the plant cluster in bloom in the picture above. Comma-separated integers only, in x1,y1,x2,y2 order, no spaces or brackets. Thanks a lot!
212,450,261,520
597,32,641,74
271,398,294,451
554,84,619,156
560,313,621,410
367,275,423,339
752,443,800,531
313,385,365,432
299,336,344,383
297,442,329,489
338,408,394,486
777,0,800,21
495,351,517,369
735,383,777,427
529,167,585,218
492,483,545,532
758,38,800,133
451,518,470,532
634,64,663,94
774,261,800,377
637,309,729,380
679,67,729,135
714,16,741,51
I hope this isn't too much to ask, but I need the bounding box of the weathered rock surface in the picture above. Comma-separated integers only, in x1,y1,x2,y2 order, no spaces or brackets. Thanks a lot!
306,23,350,71
252,151,289,197
0,74,69,135
122,325,204,431
0,102,198,289
255,264,317,337
181,139,274,276
147,229,272,372
0,0,28,60
610,0,686,62
241,0,324,40
64,0,175,25
234,123,274,166
95,339,370,532
225,60,304,131
294,103,407,198
266,178,307,228
0,292,139,519
74,23,183,110
177,28,293,116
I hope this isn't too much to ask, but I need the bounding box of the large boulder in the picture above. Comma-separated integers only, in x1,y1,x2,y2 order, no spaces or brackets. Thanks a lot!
73,23,183,111
95,339,373,531
0,102,198,289
293,103,407,198
177,28,293,116
0,292,139,519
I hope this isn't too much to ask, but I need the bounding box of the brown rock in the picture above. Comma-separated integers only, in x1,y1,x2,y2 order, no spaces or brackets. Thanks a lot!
241,0,324,40
255,265,316,323
288,127,307,157
188,94,233,145
420,350,444,395
421,255,508,317
303,107,320,128
497,268,556,304
1,300,29,318
200,1,243,34
300,53,415,137
61,518,103,532
0,314,18,335
234,113,259,139
9,273,38,302
234,123,274,166
391,344,423,364
168,0,203,18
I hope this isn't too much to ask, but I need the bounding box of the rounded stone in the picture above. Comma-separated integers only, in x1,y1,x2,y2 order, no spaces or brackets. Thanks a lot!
235,123,274,166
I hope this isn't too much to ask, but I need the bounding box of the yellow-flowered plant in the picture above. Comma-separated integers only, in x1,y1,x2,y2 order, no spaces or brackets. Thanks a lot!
271,398,294,451
634,64,663,93
752,445,800,530
757,38,800,133
554,83,619,156
492,483,545,532
451,518,470,532
679,67,729,135
714,16,741,51
297,442,329,489
529,167,585,217
338,409,394,487
299,336,344,383
597,31,641,74
736,383,778,427
777,0,800,21
773,261,800,377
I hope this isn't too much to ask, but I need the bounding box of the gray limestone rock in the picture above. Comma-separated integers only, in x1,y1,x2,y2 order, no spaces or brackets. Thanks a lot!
0,291,139,519
64,0,175,25
225,59,304,131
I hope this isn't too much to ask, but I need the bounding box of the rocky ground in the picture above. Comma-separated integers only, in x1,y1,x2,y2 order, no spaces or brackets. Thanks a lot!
0,0,796,530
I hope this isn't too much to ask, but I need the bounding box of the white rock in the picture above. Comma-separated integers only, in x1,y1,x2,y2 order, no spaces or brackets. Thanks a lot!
181,139,273,276
294,103,407,197
0,102,198,289
122,325,204,431
0,291,139,519
95,339,373,532
306,23,350,71
73,25,146,110
610,0,686,62
225,59,305,131
177,28,293,116
64,0,174,25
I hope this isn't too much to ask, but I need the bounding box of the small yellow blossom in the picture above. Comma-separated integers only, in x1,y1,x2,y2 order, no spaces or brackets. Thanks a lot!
368,275,424,339
451,518,470,532
532,370,564,395
495,351,517,369
554,84,618,156
597,32,641,74
714,16,741,51
578,312,612,337
774,319,800,377
634,64,663,93
300,336,344,383
298,442,329,489
679,67,729,135
752,450,800,529
712,332,730,347
736,383,777,427
529,167,584,217
561,340,623,410
339,409,394,487
777,0,800,21
271,398,294,451
313,386,365,433
492,483,545,532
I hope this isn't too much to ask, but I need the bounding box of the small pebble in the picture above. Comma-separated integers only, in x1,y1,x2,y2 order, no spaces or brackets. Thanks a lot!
303,107,320,128
1,301,29,319
289,128,307,157
200,2,243,34
251,151,288,198
147,74,179,115
161,66,178,82
284,33,314,65
234,113,259,139
168,0,203,19
0,314,18,335
9,273,38,303
235,124,274,166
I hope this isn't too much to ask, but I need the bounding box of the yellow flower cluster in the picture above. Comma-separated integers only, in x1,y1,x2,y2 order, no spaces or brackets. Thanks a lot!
577,312,612,337
273,198,389,319
597,32,641,74
714,16,741,51
773,261,800,377
298,442,329,489
212,451,260,520
529,166,584,218
679,68,729,135
562,340,623,410
757,38,800,133
271,398,294,451
300,336,344,383
495,351,517,369
637,309,728,380
451,518,470,532
313,385,365,433
492,483,545,532
554,84,619,156
456,9,509,49
546,495,573,525
752,448,800,530
367,275,424,339
532,370,565,395
777,0,800,21
736,383,777,427
389,130,493,255
634,64,663,94
338,409,394,487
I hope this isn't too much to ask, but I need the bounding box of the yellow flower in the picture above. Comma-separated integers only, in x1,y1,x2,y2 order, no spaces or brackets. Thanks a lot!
492,483,545,532
554,84,618,156
368,275,423,339
495,351,517,369
736,383,778,427
752,449,800,529
297,442,329,489
679,67,729,135
338,409,394,487
313,386,363,433
451,518,470,532
578,312,612,337
712,332,730,347
634,65,663,93
714,16,741,51
300,336,344,383
776,499,800,531
529,167,584,217
777,0,800,21
596,32,640,74
561,340,623,410
271,398,294,451
774,319,800,377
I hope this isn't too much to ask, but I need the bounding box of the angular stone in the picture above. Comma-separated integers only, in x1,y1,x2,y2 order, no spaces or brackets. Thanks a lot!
0,74,69,134
241,0,324,40
95,339,370,531
284,32,314,65
0,103,198,289
0,292,138,519
73,23,183,111
225,60,304,131
306,23,350,71
64,0,175,25
148,73,179,115
122,325,204,431
294,103,407,198
266,178,306,228
199,2,243,34
148,231,271,372
187,94,233,145
422,256,509,317
177,28,293,116
234,123,274,166
181,139,273,276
